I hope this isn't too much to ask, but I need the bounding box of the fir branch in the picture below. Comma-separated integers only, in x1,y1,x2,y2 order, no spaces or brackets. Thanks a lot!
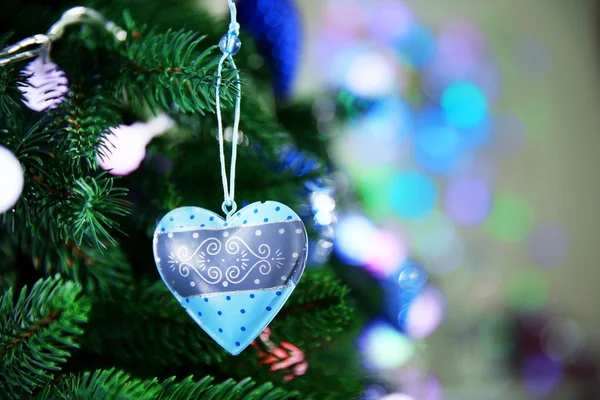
116,21,237,115
35,368,158,400
34,369,299,400
269,269,355,349
9,225,134,297
60,175,130,249
0,275,91,398
83,280,229,367
156,376,300,400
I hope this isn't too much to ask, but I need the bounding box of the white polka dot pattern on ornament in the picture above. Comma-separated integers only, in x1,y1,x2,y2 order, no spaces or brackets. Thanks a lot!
193,233,199,239
256,230,262,236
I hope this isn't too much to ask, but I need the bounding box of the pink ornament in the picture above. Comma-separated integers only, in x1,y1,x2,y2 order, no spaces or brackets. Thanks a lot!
97,114,174,176
19,57,68,112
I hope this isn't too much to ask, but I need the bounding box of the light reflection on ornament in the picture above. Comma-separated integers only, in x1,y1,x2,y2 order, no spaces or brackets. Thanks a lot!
358,320,415,370
396,258,428,291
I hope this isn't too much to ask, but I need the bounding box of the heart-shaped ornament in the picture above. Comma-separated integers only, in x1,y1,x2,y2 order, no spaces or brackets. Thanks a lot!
152,201,308,355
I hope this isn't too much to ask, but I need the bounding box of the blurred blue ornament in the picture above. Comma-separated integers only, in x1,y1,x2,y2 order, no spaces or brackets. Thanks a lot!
238,0,302,98
397,258,428,291
219,34,242,55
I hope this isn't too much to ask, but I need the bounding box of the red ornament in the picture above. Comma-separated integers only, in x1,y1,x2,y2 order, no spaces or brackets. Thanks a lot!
251,327,308,381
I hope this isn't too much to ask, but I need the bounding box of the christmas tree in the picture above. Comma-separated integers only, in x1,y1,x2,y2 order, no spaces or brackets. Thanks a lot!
0,0,363,398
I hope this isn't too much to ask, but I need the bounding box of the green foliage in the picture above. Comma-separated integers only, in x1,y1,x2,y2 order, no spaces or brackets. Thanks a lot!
34,369,299,399
155,375,300,400
36,368,157,399
82,280,229,368
116,16,237,114
270,268,355,349
0,275,90,398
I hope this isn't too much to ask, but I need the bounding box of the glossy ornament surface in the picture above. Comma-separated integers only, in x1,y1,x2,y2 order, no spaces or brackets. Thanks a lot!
152,201,307,355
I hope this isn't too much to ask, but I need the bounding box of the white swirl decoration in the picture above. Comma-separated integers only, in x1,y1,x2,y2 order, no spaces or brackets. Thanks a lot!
225,260,272,284
177,238,221,261
226,236,271,259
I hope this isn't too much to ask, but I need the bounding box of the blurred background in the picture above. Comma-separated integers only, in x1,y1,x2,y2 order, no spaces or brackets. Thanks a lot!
207,0,600,398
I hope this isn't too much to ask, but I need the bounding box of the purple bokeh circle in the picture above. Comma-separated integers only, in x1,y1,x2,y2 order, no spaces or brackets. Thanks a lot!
443,177,493,226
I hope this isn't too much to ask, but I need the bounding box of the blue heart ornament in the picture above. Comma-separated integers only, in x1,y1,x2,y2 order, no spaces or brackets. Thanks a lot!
152,201,308,355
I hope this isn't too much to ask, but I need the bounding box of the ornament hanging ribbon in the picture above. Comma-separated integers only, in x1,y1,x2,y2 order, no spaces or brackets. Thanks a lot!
215,0,243,219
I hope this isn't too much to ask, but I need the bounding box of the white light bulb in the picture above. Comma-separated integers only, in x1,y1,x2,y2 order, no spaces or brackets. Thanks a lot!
0,146,24,213
97,114,175,176
19,57,68,112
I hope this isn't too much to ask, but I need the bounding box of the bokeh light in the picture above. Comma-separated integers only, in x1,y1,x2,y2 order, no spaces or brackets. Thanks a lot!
506,269,549,312
407,211,464,274
484,194,534,242
542,317,585,362
436,21,486,77
334,213,378,266
380,394,415,400
441,81,488,129
364,229,408,278
405,285,445,339
367,0,415,44
397,370,444,400
359,320,415,370
521,355,563,397
390,171,438,220
443,176,493,226
395,24,436,68
528,222,569,268
333,46,398,98
414,123,462,173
